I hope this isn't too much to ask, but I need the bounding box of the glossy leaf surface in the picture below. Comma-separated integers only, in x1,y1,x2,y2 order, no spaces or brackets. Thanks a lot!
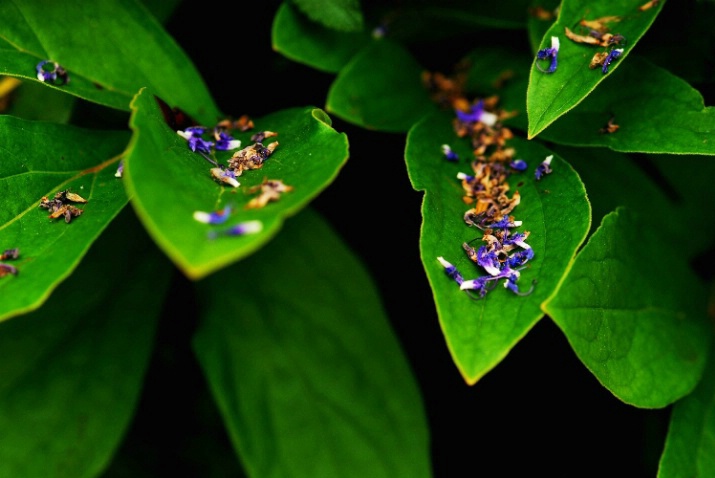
272,2,371,74
0,116,130,322
193,207,432,478
123,87,349,280
526,0,664,138
554,145,715,258
657,338,715,478
326,38,438,132
0,0,219,121
531,57,715,154
0,208,171,477
543,207,711,408
406,110,591,384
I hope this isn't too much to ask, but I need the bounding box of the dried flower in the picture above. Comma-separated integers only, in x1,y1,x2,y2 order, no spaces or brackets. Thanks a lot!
36,60,69,84
207,220,263,239
442,144,459,161
213,128,241,151
245,179,293,209
535,155,553,180
193,205,233,224
602,48,624,74
455,99,498,127
115,160,124,178
177,127,214,153
509,159,528,171
210,167,240,188
536,36,560,73
437,256,464,286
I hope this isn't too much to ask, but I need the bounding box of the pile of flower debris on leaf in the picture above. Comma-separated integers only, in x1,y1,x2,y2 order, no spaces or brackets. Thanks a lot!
423,70,552,299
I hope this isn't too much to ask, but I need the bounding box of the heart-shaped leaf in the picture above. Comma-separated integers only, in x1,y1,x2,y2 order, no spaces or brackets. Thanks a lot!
0,115,130,322
123,87,349,280
0,208,172,477
0,0,219,120
406,109,591,384
526,0,664,138
193,207,432,478
657,338,715,478
543,207,711,408
272,1,371,73
326,38,438,132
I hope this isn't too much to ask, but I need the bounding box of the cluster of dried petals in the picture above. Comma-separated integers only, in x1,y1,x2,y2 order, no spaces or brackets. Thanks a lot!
0,248,19,277
227,141,279,178
245,178,293,210
425,68,535,298
39,189,87,223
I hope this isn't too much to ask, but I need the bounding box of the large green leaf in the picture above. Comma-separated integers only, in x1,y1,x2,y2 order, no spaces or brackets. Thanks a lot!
543,207,711,408
0,116,130,322
0,0,219,121
272,2,371,74
554,145,715,258
123,87,349,280
0,207,172,478
657,338,715,478
406,110,591,384
0,77,75,123
193,207,432,478
325,38,438,132
533,57,715,154
526,0,664,138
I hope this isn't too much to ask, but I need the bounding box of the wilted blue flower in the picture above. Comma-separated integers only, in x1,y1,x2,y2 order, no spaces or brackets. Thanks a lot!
602,48,624,74
193,205,233,224
509,159,528,171
177,127,213,153
455,99,498,127
535,154,553,180
437,256,464,286
476,246,501,276
536,36,560,73
214,129,242,151
115,160,124,178
442,144,459,161
208,220,263,239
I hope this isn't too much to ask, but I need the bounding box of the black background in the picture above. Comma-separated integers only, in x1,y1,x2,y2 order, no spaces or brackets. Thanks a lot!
103,2,673,477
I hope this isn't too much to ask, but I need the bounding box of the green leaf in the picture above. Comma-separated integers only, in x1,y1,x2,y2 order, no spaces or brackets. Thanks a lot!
0,0,219,121
530,56,715,154
0,208,172,478
657,338,715,478
554,145,715,258
326,38,438,132
526,0,664,139
406,110,591,384
291,0,364,32
0,116,130,322
543,207,711,408
0,77,75,123
272,2,371,73
193,207,432,478
123,87,349,280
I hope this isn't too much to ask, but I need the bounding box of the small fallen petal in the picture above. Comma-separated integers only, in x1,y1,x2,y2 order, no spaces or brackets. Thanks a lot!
208,220,263,239
210,167,240,187
193,205,233,224
115,160,124,178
